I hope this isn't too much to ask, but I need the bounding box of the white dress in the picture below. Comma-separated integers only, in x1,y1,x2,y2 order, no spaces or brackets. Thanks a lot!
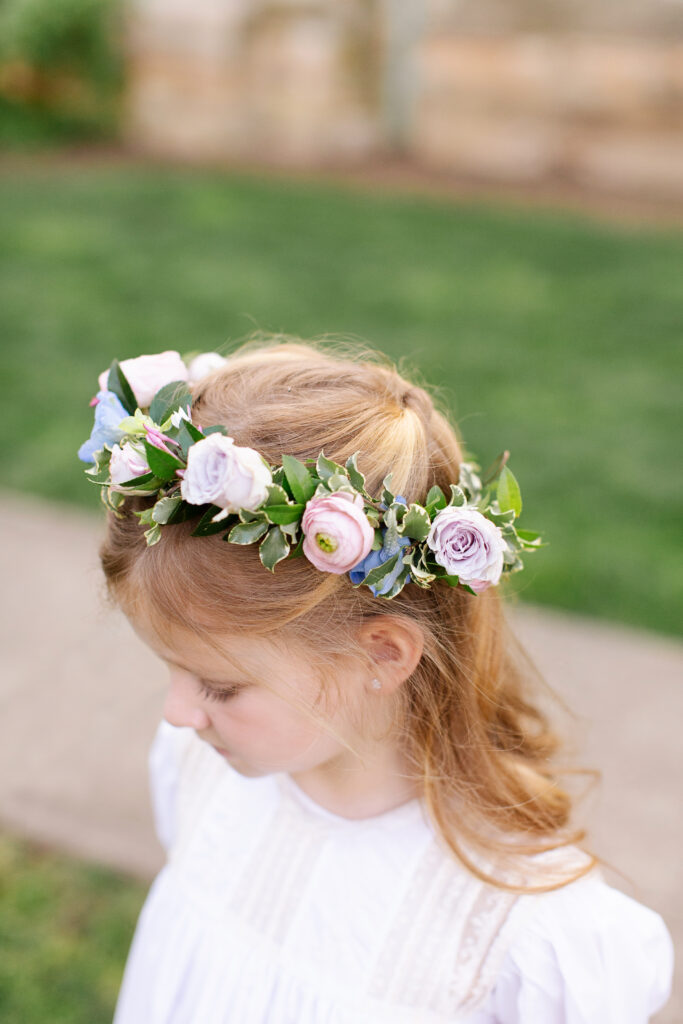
113,720,674,1024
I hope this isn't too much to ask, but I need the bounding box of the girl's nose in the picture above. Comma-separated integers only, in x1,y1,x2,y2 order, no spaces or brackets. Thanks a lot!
162,672,211,730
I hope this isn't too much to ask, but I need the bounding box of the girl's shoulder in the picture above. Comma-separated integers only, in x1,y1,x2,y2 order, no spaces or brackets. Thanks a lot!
478,855,674,1024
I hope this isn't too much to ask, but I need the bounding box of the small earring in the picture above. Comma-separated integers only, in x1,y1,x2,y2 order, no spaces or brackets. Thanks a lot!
371,677,382,690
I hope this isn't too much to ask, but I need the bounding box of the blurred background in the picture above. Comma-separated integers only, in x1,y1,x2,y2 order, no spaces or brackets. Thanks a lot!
1,1,681,1021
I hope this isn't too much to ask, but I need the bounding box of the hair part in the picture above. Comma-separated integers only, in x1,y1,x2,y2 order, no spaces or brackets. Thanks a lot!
99,332,598,893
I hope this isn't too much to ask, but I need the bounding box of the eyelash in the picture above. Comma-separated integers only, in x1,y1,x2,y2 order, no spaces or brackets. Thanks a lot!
196,680,241,703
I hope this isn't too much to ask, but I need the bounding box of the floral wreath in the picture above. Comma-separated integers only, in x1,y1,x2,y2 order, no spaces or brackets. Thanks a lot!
78,350,545,599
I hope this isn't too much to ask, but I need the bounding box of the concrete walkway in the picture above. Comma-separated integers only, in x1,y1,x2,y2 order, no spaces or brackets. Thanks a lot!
1,489,680,1021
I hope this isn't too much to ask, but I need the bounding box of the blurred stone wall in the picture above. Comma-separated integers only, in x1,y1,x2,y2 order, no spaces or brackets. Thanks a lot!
125,0,683,199
125,0,382,161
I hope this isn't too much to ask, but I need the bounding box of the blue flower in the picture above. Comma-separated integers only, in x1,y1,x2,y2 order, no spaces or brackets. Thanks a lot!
77,389,129,463
349,495,412,596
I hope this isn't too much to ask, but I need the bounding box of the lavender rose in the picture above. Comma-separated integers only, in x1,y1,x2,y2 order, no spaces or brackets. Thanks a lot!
302,491,375,574
99,350,189,409
426,507,506,593
180,433,272,513
109,443,150,491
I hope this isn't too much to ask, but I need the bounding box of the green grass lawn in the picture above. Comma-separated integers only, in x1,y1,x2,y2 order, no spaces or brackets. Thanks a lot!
1,162,681,636
0,831,146,1024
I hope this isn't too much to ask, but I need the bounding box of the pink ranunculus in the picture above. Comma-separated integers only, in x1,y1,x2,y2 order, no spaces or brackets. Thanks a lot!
109,443,150,491
99,351,189,409
426,506,506,593
301,491,375,574
180,433,272,513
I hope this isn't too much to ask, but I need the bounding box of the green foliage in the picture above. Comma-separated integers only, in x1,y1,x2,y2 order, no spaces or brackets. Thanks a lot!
1,167,681,633
0,831,146,1023
497,465,522,518
227,520,269,544
0,0,123,147
141,440,183,483
281,454,317,504
399,503,431,542
259,525,290,572
106,359,135,415
149,381,192,426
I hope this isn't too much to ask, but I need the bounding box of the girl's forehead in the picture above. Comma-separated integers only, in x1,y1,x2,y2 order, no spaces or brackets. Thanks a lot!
129,614,291,674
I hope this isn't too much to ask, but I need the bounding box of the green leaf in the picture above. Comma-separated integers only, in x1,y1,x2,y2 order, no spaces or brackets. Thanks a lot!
279,520,300,540
345,452,367,494
447,485,466,507
134,506,155,525
357,551,401,589
405,548,436,585
282,454,317,503
271,465,287,488
371,528,383,551
458,463,483,500
259,526,291,572
400,503,432,542
107,360,137,415
441,573,461,588
264,483,290,506
203,424,230,437
381,473,395,507
287,533,306,559
481,450,510,487
149,381,193,425
227,520,269,544
143,440,184,483
425,485,447,513
315,452,345,484
497,465,522,518
152,495,182,524
516,528,541,543
118,473,164,494
144,522,162,546
176,420,204,457
327,472,353,492
84,455,113,486
263,503,304,525
117,470,155,488
190,505,232,536
485,506,516,526
379,566,411,599
238,507,269,524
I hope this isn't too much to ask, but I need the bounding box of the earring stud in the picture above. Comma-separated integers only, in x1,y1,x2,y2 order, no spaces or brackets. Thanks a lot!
371,678,382,690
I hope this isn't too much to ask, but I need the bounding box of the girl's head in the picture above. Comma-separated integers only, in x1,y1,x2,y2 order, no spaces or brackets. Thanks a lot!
100,333,594,890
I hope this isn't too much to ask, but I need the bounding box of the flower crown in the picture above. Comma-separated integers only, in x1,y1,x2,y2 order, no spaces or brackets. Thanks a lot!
78,350,544,599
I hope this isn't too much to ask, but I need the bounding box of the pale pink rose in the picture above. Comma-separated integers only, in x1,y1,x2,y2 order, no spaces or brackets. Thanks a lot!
109,443,149,491
99,351,189,409
187,352,227,383
426,506,506,593
180,433,272,512
301,491,374,574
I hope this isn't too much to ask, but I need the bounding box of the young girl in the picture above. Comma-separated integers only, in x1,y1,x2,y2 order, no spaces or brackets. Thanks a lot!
79,335,673,1023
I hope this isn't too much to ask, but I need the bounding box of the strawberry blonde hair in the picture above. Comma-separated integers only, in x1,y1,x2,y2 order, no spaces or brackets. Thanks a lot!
100,333,597,893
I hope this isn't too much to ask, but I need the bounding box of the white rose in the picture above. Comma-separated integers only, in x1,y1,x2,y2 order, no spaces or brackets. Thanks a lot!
426,506,507,593
99,350,189,409
187,352,227,383
180,433,272,513
109,443,150,491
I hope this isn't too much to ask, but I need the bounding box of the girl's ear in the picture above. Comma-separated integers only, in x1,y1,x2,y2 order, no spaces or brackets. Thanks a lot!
355,615,424,694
